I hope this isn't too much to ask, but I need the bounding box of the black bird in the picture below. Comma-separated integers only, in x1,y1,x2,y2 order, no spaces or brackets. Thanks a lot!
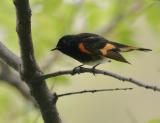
51,33,151,66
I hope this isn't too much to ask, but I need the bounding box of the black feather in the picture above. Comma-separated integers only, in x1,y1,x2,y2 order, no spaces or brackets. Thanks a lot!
137,48,152,51
106,51,130,64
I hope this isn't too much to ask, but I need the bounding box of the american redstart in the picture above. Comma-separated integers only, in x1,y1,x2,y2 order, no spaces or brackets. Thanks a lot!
51,33,151,67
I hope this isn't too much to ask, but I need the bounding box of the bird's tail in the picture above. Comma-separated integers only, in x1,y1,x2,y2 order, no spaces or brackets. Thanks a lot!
106,51,131,64
109,41,152,52
119,46,152,52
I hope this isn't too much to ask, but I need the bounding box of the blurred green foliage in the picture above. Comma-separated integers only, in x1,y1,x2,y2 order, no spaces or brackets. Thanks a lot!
148,119,160,123
0,0,160,123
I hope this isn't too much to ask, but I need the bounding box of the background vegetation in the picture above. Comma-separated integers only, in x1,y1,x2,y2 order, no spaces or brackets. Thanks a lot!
0,0,160,123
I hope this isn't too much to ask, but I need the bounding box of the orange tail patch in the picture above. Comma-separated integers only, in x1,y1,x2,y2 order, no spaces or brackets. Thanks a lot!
100,43,115,55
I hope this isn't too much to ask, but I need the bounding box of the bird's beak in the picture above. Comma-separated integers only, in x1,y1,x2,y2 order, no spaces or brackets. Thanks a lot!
51,47,58,51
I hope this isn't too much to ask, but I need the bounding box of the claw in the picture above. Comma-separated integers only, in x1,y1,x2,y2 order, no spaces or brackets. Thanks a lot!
92,63,100,76
72,64,84,75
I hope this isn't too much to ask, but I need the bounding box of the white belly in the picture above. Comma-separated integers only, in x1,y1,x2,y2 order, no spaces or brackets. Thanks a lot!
83,57,111,66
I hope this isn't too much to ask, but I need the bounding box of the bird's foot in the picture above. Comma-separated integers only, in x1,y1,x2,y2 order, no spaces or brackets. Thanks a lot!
72,64,84,75
92,63,100,76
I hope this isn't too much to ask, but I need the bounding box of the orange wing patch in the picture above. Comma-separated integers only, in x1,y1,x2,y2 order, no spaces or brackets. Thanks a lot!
79,42,91,54
100,43,115,55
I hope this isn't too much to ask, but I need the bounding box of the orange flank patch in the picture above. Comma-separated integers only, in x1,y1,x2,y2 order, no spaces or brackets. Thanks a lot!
100,43,115,55
79,42,91,54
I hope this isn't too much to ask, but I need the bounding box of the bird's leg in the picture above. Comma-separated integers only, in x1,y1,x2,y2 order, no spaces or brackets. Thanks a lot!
72,64,84,75
92,63,100,76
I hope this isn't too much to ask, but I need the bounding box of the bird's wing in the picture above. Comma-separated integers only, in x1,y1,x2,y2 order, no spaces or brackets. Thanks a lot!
80,36,119,55
82,36,107,54
78,36,130,63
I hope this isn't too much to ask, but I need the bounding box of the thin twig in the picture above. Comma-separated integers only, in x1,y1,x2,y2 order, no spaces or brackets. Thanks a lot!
57,88,133,98
41,67,160,92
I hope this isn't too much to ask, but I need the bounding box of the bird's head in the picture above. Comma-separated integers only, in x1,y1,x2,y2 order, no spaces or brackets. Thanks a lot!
51,35,75,53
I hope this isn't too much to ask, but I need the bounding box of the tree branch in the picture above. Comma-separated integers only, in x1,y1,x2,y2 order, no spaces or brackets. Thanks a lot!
57,88,133,98
0,60,35,103
13,0,61,123
13,0,39,76
0,41,21,71
41,67,160,92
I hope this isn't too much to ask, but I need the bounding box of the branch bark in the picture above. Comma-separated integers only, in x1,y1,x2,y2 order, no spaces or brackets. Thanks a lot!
12,0,61,123
0,60,35,102
57,88,133,98
41,67,160,92
0,41,21,71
